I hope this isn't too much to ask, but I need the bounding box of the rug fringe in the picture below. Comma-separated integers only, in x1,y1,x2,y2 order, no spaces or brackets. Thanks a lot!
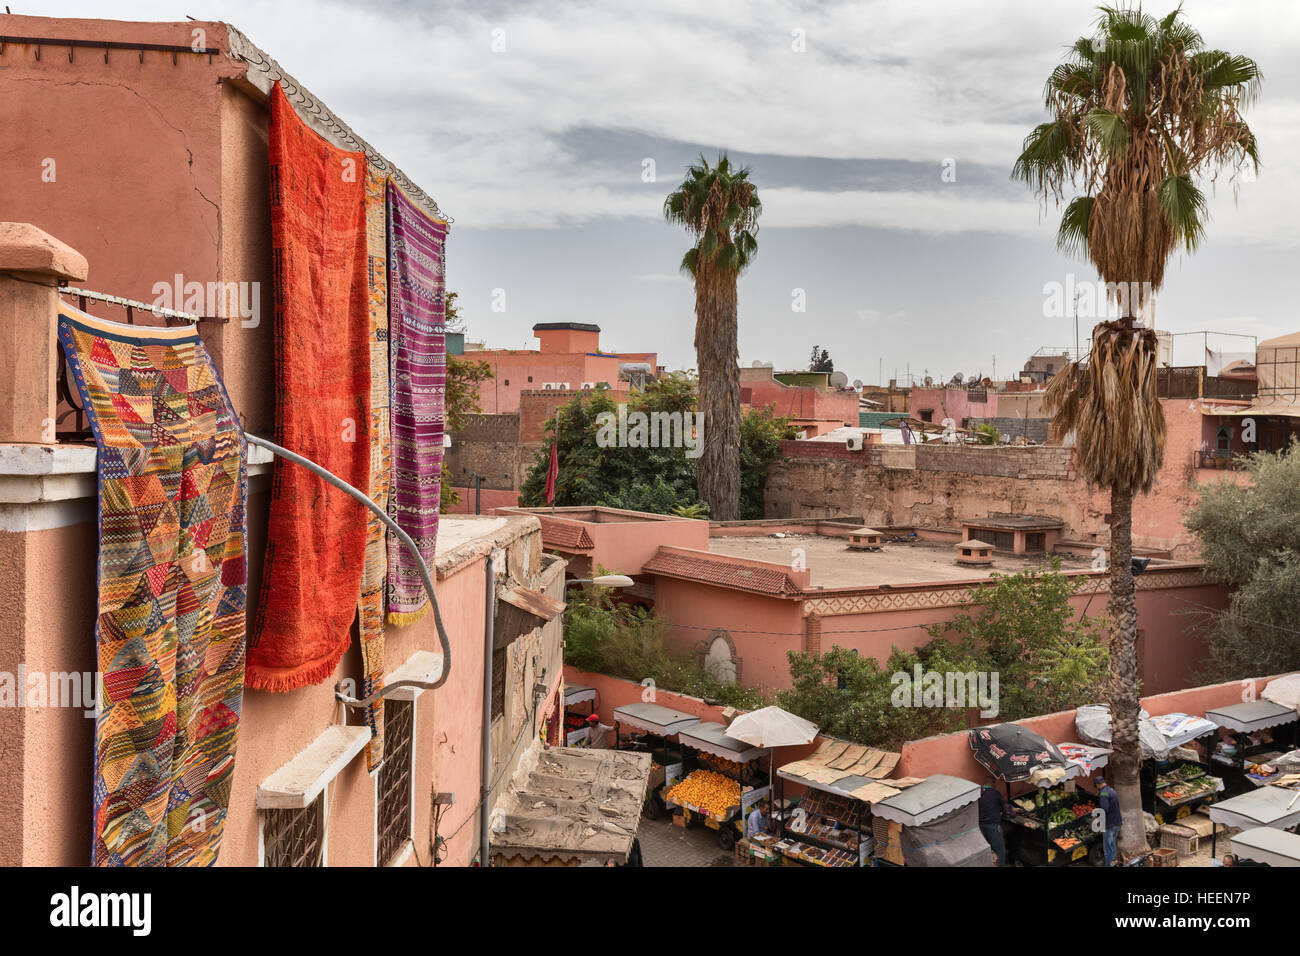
386,603,430,629
244,646,346,693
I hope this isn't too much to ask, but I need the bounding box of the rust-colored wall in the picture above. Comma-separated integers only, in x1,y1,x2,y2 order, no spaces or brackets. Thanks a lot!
766,399,1239,558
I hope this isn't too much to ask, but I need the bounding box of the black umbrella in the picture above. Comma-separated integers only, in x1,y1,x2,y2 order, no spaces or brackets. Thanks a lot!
969,724,1070,783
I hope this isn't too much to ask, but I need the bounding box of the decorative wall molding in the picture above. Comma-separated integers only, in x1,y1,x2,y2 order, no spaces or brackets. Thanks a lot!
801,566,1213,617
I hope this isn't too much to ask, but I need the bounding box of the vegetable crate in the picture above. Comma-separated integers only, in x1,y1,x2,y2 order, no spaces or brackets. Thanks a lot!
1157,824,1199,857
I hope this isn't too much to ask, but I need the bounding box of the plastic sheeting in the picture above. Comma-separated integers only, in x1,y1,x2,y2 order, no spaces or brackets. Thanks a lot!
1075,705,1171,759
1263,674,1300,716
900,802,993,867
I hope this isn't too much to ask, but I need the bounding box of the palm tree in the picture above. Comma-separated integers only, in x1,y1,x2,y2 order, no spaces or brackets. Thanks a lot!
1015,5,1259,857
664,154,761,521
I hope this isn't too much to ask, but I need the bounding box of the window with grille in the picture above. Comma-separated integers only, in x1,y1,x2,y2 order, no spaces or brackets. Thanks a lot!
377,699,414,865
974,529,1015,551
491,651,506,719
262,794,324,867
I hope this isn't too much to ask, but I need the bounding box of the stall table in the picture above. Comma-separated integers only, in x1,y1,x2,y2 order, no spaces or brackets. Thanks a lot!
1207,701,1300,798
612,703,702,818
668,722,770,850
872,774,991,867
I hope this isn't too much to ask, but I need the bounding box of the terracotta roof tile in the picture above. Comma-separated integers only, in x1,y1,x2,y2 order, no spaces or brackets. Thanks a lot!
534,515,595,551
642,549,803,597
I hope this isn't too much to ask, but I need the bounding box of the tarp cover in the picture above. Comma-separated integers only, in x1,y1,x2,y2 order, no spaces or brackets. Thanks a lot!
491,745,652,865
1263,674,1300,716
900,802,993,867
1076,705,1171,759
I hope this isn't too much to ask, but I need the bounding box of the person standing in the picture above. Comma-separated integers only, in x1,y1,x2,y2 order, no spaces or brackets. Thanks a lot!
1095,774,1122,867
978,778,1008,866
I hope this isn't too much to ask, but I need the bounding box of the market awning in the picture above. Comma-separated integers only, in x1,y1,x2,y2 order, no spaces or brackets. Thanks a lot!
1206,700,1299,733
613,702,701,737
969,724,1071,785
777,738,903,803
1148,712,1219,745
678,722,767,763
1209,785,1300,832
564,684,597,706
489,745,652,866
872,774,981,827
1231,826,1300,867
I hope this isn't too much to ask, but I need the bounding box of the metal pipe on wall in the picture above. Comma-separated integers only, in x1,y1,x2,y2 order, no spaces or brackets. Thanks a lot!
479,553,496,867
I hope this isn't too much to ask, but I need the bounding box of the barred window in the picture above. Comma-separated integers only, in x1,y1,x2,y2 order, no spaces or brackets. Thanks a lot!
262,794,324,867
377,699,414,865
491,651,506,719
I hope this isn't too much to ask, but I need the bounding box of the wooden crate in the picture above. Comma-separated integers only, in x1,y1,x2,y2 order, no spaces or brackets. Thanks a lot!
1149,847,1178,867
672,813,686,828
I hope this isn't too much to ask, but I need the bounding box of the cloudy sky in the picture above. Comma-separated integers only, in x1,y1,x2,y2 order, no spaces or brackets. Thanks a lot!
44,0,1300,382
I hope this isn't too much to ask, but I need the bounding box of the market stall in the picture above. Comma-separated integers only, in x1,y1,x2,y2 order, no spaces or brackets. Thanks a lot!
666,722,770,850
1229,826,1300,867
612,702,702,818
1206,700,1300,797
774,738,906,867
1076,705,1222,824
1208,785,1300,858
871,774,991,867
970,725,1101,867
563,684,600,747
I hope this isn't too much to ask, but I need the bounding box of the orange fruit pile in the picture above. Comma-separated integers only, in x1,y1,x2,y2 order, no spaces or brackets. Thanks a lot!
665,770,741,817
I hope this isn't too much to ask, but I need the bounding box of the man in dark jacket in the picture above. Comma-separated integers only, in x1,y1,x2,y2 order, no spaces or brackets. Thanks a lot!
978,778,1009,866
1095,774,1122,866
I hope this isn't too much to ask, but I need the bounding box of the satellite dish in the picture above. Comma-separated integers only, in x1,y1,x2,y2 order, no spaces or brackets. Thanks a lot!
852,379,863,389
763,361,774,369
752,360,764,368
923,375,934,388
950,372,964,385
829,371,848,388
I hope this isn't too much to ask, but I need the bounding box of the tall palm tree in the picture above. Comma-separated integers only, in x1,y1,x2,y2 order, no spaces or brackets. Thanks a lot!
1015,5,1259,857
664,154,761,521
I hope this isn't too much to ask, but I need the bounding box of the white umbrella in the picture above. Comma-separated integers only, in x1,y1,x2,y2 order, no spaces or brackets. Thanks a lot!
1263,673,1300,716
724,706,818,749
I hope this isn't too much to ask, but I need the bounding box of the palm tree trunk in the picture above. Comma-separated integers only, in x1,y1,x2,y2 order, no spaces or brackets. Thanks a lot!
1107,485,1148,856
694,271,741,521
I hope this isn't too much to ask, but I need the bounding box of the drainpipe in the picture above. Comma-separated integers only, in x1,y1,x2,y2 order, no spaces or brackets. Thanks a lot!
479,553,496,867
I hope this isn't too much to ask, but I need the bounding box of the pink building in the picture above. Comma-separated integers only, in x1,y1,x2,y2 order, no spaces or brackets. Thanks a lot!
521,510,1230,696
472,323,660,414
0,14,643,869
740,366,859,433
908,386,999,426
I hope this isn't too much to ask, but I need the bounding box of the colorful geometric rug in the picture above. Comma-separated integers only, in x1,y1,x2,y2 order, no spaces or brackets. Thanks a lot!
360,164,391,769
385,181,448,626
248,81,372,692
58,304,248,867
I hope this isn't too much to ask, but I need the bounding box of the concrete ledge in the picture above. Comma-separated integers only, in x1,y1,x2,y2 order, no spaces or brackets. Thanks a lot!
256,724,370,810
0,442,274,505
0,222,88,280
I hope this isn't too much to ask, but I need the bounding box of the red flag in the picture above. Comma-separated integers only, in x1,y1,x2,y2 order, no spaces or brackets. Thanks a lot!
544,439,559,504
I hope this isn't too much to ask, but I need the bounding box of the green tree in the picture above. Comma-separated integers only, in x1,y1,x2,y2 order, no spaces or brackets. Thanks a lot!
809,345,834,374
1186,442,1300,680
664,154,762,522
518,374,795,518
924,558,1108,720
778,643,988,751
1013,4,1260,856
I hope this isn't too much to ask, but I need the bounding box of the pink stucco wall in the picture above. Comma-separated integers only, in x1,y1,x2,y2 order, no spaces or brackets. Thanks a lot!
909,387,999,424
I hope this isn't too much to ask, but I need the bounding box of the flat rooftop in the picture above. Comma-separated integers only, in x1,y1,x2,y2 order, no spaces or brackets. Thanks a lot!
706,533,1091,589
